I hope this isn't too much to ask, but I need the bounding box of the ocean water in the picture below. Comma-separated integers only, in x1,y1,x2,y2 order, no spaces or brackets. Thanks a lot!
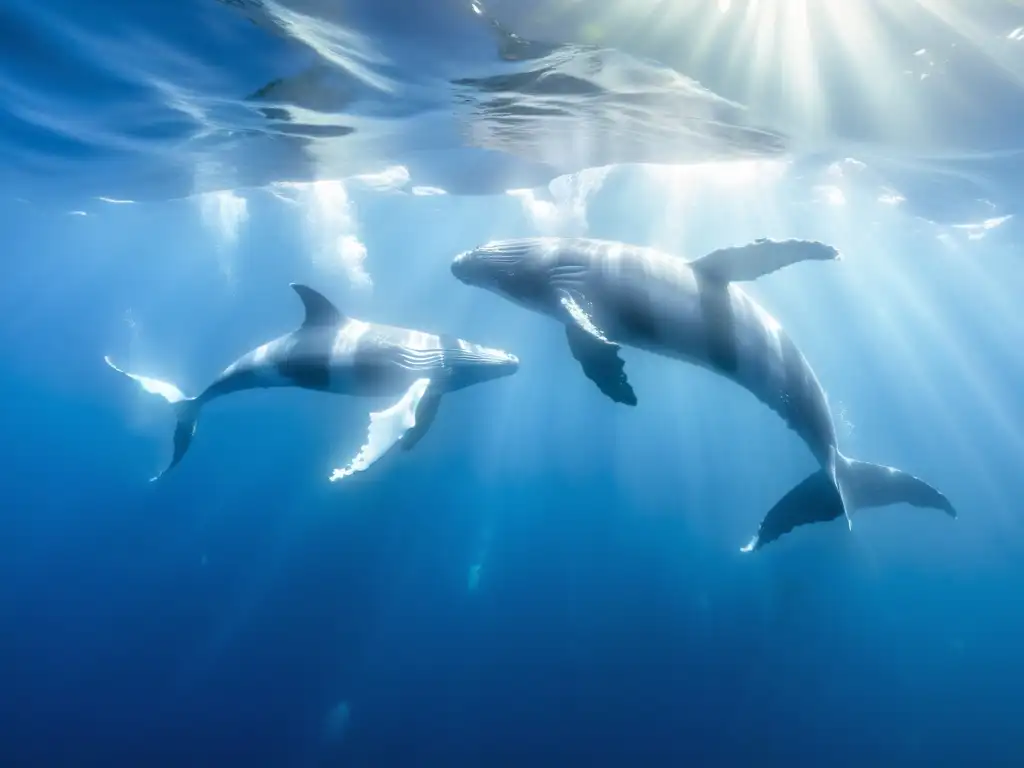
2,0,1024,765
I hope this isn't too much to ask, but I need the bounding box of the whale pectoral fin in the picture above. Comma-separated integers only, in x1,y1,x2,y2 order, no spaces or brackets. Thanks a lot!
557,290,609,342
328,378,432,482
691,238,841,283
400,390,443,451
565,325,637,406
556,289,636,405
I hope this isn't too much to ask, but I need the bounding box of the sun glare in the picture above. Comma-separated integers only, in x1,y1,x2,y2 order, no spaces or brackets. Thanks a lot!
553,0,1023,152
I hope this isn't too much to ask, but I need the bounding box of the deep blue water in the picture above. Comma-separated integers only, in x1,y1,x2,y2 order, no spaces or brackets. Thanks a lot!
3,1,1024,765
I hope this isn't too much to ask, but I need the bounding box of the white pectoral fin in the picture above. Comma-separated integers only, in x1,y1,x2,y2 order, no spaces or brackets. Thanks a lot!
557,290,637,406
328,378,433,483
558,290,608,342
690,238,841,283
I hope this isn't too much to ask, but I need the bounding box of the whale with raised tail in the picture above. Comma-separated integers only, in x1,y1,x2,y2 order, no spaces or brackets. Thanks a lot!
451,236,956,550
105,283,518,482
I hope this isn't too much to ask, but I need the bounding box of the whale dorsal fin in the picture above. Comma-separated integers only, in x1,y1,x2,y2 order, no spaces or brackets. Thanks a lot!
690,238,841,283
290,283,346,329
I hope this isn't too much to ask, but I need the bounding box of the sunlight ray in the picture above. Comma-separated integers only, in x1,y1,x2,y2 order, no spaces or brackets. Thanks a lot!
816,1,931,145
841,238,1014,518
908,0,1024,89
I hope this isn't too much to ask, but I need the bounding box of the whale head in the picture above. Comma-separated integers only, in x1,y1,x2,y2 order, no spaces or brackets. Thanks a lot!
451,238,560,311
440,335,519,392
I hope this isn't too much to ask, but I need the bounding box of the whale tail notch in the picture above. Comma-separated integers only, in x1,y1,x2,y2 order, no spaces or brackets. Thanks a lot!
741,452,956,552
104,356,201,481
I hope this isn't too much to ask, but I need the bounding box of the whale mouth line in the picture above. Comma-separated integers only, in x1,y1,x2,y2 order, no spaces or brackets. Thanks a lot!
452,240,544,278
472,239,546,261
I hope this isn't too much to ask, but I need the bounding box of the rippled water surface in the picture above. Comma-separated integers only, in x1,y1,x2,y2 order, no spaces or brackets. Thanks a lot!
4,0,1022,221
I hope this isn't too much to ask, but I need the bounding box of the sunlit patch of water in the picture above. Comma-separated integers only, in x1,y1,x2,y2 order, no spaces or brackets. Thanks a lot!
196,189,249,281
507,165,612,236
272,180,373,290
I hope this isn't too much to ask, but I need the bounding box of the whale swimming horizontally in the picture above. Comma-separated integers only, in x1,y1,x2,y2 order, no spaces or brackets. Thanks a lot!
450,236,957,550
105,283,519,482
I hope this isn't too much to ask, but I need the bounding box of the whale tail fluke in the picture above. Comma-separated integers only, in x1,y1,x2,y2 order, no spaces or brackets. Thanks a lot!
741,453,956,552
155,398,200,482
104,356,201,481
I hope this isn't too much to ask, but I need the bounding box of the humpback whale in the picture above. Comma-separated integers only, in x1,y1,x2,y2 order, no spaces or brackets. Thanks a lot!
105,283,518,482
451,237,956,549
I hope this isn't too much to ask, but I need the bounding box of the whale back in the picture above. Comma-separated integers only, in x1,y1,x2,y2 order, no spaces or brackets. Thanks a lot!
724,285,837,466
568,240,839,466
